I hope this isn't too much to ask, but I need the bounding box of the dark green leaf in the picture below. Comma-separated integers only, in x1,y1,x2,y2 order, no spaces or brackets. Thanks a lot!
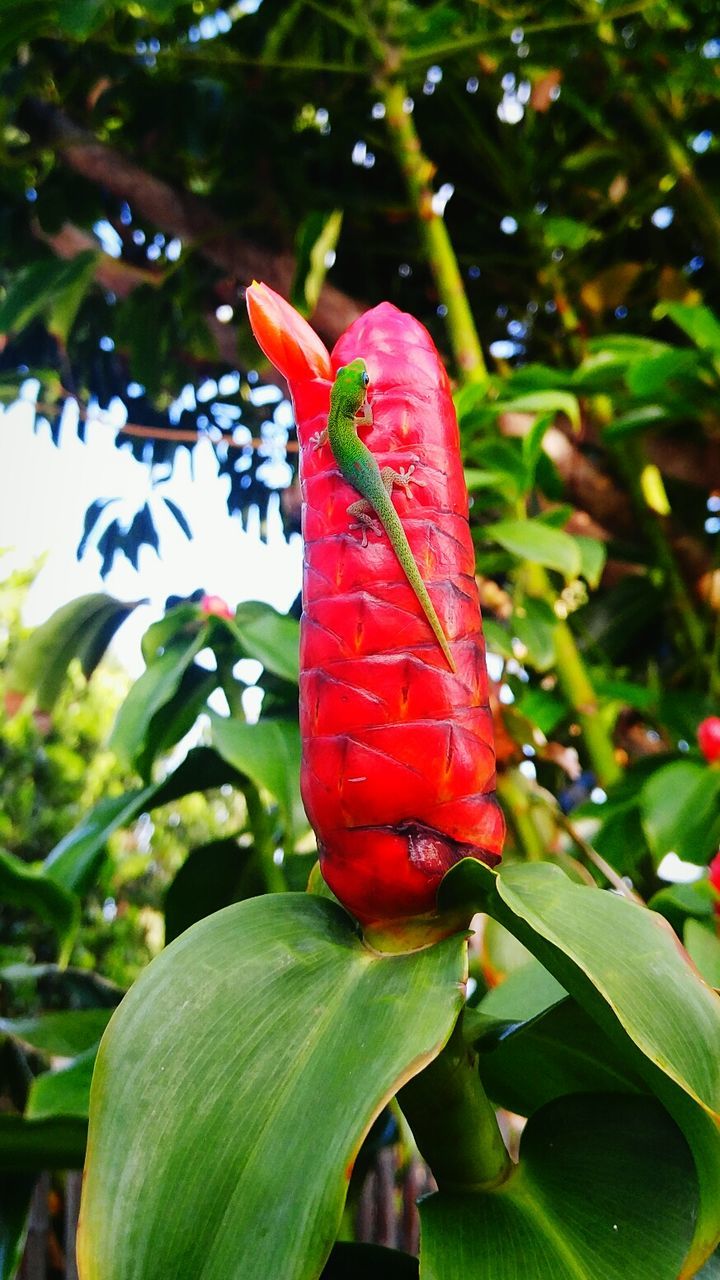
211,715,304,845
487,519,581,579
0,849,78,961
109,632,206,772
0,1116,87,1171
420,1095,696,1280
0,1174,33,1280
641,761,720,866
292,209,344,315
164,838,264,942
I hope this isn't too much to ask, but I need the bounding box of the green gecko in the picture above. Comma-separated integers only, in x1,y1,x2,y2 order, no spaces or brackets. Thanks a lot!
313,357,456,673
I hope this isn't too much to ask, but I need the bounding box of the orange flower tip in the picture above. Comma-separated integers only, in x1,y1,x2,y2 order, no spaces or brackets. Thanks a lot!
246,280,332,383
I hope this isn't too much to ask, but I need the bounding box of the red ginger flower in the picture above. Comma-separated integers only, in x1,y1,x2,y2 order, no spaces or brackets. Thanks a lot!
247,282,504,924
698,716,720,764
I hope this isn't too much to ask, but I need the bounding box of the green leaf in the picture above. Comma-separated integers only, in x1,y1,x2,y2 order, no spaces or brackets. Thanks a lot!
109,632,205,774
684,920,720,989
656,302,720,354
0,1116,87,1171
135,662,217,780
6,593,139,711
292,209,344,316
77,895,466,1280
650,880,715,935
47,250,98,343
0,848,78,961
641,761,720,866
439,860,720,1269
497,390,580,431
574,534,607,589
541,215,602,252
45,747,244,892
164,837,264,942
0,1009,111,1057
420,1094,696,1280
479,957,566,1023
473,996,646,1116
487,519,581,580
57,0,111,37
604,403,671,439
232,601,300,684
26,1047,96,1120
210,715,304,845
0,254,97,339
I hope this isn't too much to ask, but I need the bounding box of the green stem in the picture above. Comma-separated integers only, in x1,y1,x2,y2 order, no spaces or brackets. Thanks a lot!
380,79,488,385
609,437,705,664
497,771,545,861
523,561,622,787
398,1014,511,1192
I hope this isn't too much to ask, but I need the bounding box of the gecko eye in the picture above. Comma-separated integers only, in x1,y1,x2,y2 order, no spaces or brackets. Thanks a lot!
361,371,370,387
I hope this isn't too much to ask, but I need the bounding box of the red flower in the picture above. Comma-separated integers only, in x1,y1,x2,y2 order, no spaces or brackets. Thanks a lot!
247,283,504,925
709,853,720,915
698,716,720,764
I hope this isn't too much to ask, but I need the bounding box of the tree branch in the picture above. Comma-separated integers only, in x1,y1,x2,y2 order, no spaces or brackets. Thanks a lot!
18,98,362,345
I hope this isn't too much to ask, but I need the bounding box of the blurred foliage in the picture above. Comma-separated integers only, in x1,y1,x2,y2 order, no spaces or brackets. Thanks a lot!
1,0,719,567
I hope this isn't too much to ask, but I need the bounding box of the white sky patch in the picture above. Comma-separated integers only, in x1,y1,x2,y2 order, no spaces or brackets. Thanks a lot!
0,395,302,675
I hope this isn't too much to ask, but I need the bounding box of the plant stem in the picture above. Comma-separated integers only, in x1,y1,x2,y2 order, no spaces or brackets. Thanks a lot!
497,770,545,861
522,561,622,787
608,437,705,664
398,1014,511,1192
380,79,488,385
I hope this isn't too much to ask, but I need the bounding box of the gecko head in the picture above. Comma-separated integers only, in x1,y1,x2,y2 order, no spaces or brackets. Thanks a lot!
332,358,370,419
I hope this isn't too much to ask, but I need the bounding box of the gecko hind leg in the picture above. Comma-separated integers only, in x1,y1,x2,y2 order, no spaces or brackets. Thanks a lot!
347,500,383,548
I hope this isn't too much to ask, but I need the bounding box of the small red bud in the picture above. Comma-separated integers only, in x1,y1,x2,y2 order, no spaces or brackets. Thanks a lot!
200,595,234,621
698,716,720,764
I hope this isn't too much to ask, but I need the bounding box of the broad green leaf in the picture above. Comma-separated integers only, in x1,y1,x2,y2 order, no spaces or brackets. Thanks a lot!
78,894,466,1280
604,403,670,438
641,761,720,866
420,1094,696,1280
57,0,110,37
26,1047,96,1120
44,746,244,892
6,593,139,711
650,879,715,935
141,603,201,664
479,958,566,1023
109,631,205,773
472,996,645,1116
164,837,264,942
321,1243,418,1277
0,848,78,961
0,1174,33,1280
232,601,300,684
685,920,720,989
135,662,217,779
0,1010,111,1056
211,714,304,844
0,1116,87,1171
657,302,720,354
292,209,344,316
439,860,720,1269
487,519,581,580
497,390,580,431
574,534,606,589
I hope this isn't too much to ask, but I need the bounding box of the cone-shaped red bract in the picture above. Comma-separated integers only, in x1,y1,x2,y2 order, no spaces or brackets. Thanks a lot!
247,283,504,924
